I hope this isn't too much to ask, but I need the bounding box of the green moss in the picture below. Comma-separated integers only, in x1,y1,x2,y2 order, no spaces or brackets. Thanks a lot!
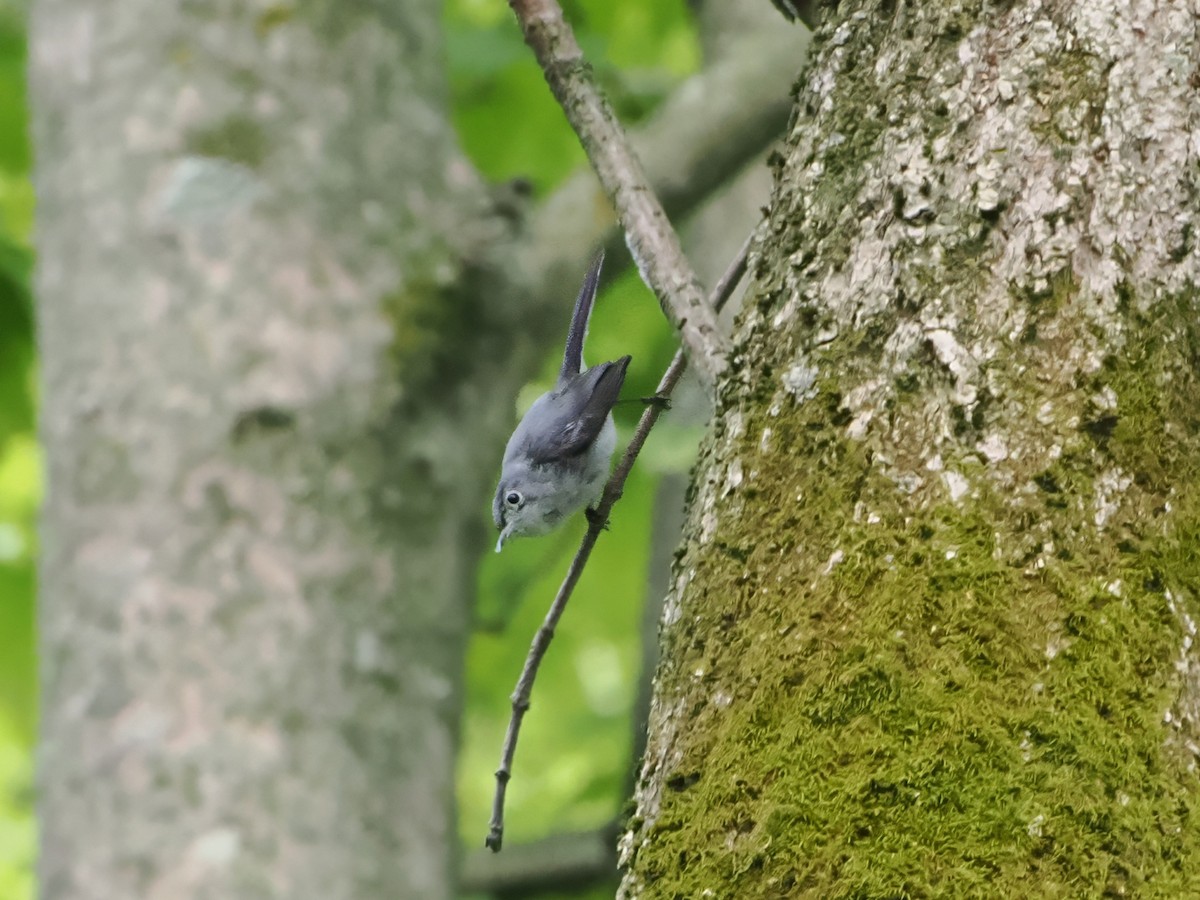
632,292,1200,897
255,3,295,37
380,280,448,388
1099,290,1200,491
185,115,269,169
1017,265,1079,318
1025,46,1109,146
379,269,486,394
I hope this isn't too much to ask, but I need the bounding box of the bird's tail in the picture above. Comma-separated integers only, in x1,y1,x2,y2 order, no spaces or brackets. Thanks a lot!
560,250,605,381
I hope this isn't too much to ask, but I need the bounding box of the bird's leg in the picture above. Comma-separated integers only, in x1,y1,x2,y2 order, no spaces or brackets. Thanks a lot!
585,506,610,530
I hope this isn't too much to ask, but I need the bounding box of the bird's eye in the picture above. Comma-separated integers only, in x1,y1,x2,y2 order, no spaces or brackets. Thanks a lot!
505,491,523,507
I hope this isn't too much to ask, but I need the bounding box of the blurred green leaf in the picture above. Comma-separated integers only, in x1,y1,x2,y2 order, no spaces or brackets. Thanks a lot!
579,0,698,75
0,435,38,740
0,565,34,740
0,14,29,175
444,23,527,80
0,171,34,242
0,234,34,454
0,7,35,899
0,712,33,900
444,0,698,191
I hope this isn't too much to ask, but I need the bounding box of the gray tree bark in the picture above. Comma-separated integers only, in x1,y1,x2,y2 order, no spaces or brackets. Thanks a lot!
30,2,499,897
621,0,1200,896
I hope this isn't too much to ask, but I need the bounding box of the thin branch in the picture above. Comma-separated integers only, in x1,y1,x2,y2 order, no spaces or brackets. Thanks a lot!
485,232,754,852
508,0,731,390
517,25,804,321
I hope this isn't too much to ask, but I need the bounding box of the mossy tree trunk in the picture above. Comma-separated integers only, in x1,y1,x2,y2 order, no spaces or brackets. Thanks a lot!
620,1,1200,896
30,2,511,897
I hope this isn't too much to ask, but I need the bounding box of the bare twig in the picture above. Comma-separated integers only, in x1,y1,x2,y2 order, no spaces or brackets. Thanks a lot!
518,24,804,322
508,0,730,390
485,233,753,852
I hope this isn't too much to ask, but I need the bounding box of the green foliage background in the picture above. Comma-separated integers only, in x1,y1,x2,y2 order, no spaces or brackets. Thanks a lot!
0,1,700,896
0,0,36,894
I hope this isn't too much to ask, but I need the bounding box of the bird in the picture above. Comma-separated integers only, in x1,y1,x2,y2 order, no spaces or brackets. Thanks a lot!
492,251,630,552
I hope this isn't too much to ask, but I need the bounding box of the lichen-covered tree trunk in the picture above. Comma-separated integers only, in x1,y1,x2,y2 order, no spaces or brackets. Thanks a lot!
30,2,508,897
621,1,1200,895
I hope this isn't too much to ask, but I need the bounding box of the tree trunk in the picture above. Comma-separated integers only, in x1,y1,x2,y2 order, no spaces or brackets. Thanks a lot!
30,2,502,897
621,0,1200,895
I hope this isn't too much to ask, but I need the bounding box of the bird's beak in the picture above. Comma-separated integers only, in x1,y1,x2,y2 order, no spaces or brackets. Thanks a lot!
495,526,510,553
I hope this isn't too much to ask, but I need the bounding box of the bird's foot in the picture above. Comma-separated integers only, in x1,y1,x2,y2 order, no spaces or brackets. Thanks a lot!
641,394,671,410
585,506,610,530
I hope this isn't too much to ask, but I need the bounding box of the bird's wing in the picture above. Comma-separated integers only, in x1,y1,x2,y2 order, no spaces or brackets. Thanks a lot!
525,356,630,464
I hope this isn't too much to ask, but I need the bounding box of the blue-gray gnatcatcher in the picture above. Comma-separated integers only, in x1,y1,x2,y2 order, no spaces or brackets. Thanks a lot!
493,251,630,552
